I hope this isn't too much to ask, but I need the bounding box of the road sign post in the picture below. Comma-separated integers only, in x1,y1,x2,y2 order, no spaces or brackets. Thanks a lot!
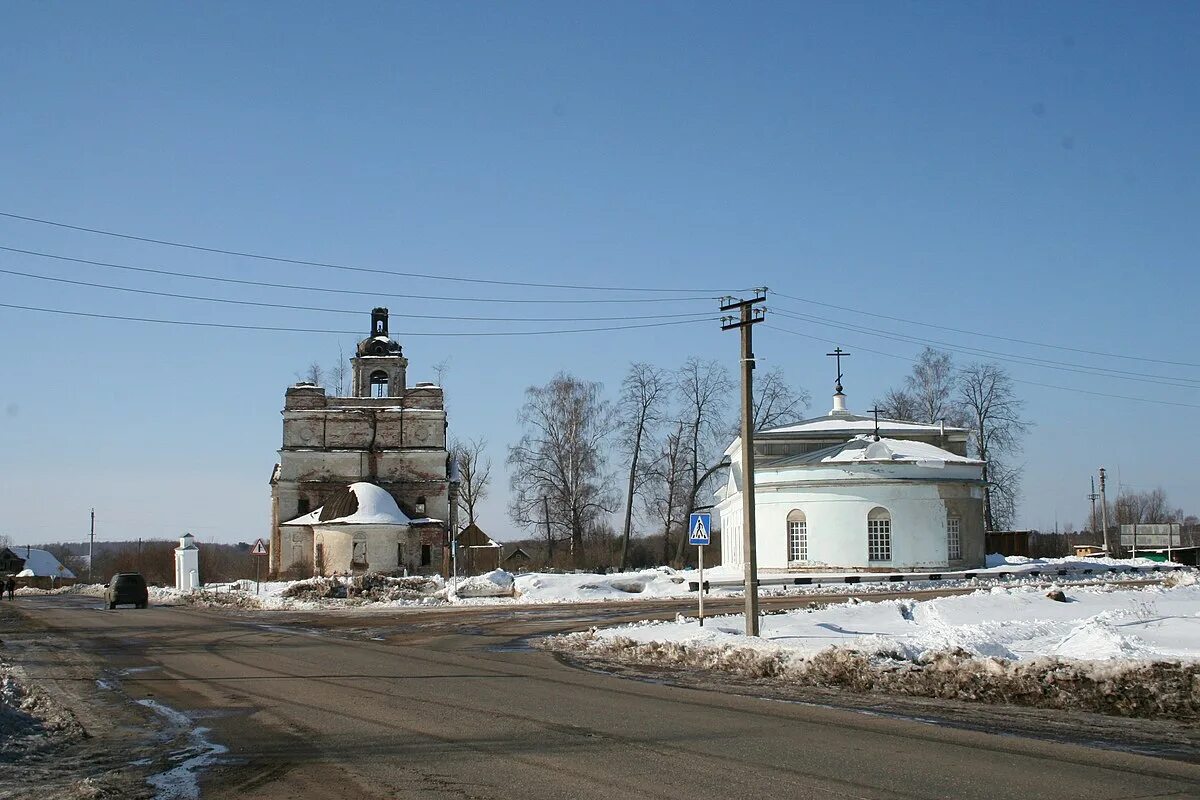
250,538,269,594
689,513,712,627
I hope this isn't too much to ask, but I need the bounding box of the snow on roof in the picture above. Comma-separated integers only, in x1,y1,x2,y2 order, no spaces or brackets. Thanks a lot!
761,413,968,436
770,435,983,468
9,547,76,578
282,482,413,526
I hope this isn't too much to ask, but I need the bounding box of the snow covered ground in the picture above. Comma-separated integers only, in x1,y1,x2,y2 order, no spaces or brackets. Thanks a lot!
571,572,1200,664
20,555,1186,612
545,572,1200,718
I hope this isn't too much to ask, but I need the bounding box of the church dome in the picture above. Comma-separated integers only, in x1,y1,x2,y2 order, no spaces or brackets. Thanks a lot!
356,335,403,357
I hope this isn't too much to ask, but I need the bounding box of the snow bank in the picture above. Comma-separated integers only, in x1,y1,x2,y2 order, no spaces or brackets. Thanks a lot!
512,568,690,603
452,570,514,598
545,578,1200,718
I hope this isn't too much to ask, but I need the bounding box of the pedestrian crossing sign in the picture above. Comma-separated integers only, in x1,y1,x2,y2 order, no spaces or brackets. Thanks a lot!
688,513,712,546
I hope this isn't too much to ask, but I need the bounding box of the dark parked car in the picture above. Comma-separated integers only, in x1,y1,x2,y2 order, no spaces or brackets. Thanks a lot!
106,573,149,609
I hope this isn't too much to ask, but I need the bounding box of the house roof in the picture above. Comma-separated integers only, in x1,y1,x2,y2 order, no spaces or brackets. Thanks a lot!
768,435,983,469
760,413,968,437
282,482,413,526
456,523,500,548
503,547,532,561
4,547,76,578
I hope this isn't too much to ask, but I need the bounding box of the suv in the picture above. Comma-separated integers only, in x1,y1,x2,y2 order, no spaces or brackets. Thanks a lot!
106,573,149,609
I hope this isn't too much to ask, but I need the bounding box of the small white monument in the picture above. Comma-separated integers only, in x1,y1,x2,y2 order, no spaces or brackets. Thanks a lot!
175,532,200,592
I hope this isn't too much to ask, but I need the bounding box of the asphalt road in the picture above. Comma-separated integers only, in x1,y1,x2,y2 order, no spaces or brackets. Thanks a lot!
13,593,1200,800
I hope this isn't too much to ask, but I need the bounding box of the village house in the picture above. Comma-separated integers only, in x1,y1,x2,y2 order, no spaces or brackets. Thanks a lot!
270,308,452,576
716,380,986,572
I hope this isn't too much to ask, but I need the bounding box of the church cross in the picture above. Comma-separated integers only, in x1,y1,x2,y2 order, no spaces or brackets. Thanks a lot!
867,406,883,441
826,347,851,393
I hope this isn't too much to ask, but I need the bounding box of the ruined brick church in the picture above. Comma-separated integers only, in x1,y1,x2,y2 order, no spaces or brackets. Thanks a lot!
269,308,451,577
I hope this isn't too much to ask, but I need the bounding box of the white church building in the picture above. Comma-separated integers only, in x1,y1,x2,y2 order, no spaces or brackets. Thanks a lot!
716,387,987,572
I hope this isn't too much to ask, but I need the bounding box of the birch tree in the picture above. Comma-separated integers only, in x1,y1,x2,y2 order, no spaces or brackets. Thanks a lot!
957,362,1029,531
507,373,617,567
640,422,690,566
672,358,734,566
616,363,670,570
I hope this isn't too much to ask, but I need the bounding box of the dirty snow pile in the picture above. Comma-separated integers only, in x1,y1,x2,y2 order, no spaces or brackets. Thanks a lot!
547,572,1200,718
1,657,86,753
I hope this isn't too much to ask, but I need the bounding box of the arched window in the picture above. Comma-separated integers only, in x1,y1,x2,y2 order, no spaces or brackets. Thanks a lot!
787,510,807,563
370,370,389,397
947,516,961,561
867,507,892,562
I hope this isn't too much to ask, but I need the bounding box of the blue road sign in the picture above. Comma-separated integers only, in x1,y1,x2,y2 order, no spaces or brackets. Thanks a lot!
688,513,712,546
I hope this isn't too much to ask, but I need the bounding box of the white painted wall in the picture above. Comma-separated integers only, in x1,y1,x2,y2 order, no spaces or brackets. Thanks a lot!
717,462,985,570
175,546,199,591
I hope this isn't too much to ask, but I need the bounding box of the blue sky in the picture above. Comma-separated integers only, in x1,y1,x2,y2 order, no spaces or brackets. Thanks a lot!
1,1,1197,545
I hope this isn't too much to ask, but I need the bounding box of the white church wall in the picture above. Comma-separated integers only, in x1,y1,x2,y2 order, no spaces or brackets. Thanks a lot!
720,479,985,571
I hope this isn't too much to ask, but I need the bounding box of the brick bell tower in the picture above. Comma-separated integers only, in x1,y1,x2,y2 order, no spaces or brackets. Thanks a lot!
351,307,409,397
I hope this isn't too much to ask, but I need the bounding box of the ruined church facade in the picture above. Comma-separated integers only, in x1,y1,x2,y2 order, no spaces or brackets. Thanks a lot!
269,308,450,575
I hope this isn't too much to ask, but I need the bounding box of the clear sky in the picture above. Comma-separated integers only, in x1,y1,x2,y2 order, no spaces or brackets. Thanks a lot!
1,1,1197,546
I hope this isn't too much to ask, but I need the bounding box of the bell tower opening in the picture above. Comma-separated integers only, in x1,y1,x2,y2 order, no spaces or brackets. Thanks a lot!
370,370,389,397
371,307,388,338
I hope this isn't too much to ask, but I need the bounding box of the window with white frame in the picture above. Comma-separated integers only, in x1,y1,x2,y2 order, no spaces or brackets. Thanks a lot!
947,516,961,560
787,510,807,563
867,508,892,562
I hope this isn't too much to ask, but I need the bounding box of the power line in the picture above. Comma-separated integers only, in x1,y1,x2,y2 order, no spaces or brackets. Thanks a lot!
0,301,717,337
773,290,1200,369
0,267,716,324
765,323,1200,410
0,210,749,294
0,244,713,306
772,307,1200,390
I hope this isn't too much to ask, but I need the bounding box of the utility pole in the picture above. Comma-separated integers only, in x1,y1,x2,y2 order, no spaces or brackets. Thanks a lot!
1099,467,1111,555
720,289,766,637
89,508,95,583
1088,477,1099,543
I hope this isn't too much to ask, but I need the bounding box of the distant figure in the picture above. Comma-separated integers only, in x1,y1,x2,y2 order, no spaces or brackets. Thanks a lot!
5,577,15,600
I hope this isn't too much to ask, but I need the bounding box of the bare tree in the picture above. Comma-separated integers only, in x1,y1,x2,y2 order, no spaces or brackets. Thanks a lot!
672,358,734,566
328,343,348,396
507,373,617,568
616,363,670,570
453,436,493,528
907,348,965,425
640,422,690,566
957,362,1029,531
873,387,919,421
752,367,810,430
297,362,324,386
1116,487,1183,525
874,348,963,424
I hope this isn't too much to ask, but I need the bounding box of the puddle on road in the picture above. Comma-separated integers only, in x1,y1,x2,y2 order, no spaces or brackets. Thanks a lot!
136,699,229,800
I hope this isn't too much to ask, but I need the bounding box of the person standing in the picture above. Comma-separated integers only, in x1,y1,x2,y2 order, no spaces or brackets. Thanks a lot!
5,577,15,600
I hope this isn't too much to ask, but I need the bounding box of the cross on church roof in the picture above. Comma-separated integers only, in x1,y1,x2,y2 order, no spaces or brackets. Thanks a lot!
866,406,883,440
826,347,850,393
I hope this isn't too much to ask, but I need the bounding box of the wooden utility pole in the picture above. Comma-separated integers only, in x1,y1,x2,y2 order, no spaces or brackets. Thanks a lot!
720,289,766,637
542,495,553,562
1099,467,1111,555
